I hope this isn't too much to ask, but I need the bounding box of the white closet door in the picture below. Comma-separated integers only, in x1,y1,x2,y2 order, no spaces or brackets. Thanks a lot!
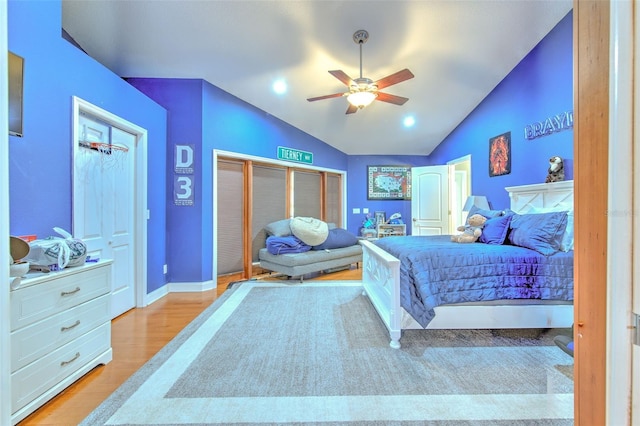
75,116,135,318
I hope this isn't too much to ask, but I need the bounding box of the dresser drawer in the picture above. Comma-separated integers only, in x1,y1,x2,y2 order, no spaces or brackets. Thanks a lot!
11,294,110,372
11,264,111,331
11,322,111,413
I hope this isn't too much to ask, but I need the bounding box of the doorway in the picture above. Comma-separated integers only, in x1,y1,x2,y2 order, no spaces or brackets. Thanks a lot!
72,97,148,318
448,155,471,231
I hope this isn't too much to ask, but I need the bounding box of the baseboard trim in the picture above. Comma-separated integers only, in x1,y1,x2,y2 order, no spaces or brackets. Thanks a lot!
144,280,220,307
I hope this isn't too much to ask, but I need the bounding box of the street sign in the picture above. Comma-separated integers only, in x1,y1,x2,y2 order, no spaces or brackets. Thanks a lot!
277,146,313,164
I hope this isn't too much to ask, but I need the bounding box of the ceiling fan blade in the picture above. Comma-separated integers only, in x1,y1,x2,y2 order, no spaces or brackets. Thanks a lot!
307,92,345,102
374,69,414,90
329,70,354,86
345,104,359,114
376,92,409,105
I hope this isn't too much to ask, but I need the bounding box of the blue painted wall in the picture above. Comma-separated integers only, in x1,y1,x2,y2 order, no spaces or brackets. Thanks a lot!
7,1,572,291
428,11,573,210
8,0,169,293
127,78,349,283
346,155,430,236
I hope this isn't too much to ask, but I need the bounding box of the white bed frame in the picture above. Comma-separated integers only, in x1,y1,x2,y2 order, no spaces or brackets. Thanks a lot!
361,180,574,348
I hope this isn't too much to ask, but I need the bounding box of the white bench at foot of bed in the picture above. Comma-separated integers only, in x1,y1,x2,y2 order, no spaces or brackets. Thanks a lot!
360,239,573,349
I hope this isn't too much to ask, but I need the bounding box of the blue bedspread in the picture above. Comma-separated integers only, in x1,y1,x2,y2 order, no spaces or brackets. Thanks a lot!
373,235,574,327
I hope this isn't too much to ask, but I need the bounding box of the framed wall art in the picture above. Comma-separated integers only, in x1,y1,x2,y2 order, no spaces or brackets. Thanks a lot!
367,165,412,200
374,211,386,226
489,132,511,177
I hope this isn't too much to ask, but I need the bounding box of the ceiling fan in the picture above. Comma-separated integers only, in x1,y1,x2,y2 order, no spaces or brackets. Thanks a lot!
307,29,414,114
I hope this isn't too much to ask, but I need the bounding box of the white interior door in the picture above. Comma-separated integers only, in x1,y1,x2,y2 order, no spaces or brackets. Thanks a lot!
411,165,450,235
632,2,640,420
75,115,136,318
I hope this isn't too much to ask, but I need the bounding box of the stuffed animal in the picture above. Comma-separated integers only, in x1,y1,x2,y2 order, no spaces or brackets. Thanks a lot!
545,156,565,183
451,214,487,243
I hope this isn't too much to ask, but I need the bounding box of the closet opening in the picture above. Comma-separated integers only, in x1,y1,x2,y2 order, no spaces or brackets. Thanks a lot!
214,152,345,287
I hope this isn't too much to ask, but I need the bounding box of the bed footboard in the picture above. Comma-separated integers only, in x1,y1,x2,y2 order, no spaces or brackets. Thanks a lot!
360,240,403,348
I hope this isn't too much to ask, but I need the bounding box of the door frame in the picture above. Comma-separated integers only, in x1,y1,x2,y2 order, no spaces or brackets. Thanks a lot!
71,96,149,309
447,155,471,233
608,0,633,422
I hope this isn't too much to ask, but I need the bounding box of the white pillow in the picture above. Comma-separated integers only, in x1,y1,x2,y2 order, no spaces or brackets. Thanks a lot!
528,203,574,251
289,217,329,246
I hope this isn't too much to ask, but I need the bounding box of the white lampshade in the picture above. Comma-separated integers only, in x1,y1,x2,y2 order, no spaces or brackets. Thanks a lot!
347,91,377,108
463,195,490,211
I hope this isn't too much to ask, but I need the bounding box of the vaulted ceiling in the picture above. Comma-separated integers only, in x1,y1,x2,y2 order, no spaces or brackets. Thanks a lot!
62,0,572,155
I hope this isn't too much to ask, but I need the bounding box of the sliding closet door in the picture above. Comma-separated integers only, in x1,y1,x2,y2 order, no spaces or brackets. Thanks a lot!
251,164,287,262
325,173,342,226
217,159,245,275
293,170,321,218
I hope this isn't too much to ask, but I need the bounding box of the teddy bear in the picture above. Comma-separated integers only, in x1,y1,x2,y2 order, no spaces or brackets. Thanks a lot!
451,214,487,243
545,156,565,183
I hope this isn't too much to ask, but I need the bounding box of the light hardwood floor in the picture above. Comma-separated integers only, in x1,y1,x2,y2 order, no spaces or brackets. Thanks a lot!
17,266,361,425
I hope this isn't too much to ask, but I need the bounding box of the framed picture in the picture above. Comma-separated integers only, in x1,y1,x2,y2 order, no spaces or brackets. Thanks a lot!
374,211,386,226
367,165,412,200
489,132,511,177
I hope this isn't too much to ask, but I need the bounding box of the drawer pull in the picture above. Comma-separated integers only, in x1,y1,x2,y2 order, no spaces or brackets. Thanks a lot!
60,352,80,367
61,287,81,297
61,320,81,332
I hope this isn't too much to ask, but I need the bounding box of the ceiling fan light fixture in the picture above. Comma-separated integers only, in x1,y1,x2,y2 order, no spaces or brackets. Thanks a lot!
347,91,377,108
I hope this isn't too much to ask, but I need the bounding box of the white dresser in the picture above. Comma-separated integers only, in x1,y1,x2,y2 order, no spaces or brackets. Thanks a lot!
10,260,113,424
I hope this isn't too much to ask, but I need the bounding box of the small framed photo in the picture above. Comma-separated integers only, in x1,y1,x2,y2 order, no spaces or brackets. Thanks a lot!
489,132,511,177
374,211,386,226
367,165,412,200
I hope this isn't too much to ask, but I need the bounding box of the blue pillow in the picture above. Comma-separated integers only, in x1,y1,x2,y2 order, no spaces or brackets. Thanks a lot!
479,213,514,245
507,212,568,255
312,228,358,250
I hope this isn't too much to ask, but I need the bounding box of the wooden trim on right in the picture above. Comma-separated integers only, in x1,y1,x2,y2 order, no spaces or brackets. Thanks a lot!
573,1,609,424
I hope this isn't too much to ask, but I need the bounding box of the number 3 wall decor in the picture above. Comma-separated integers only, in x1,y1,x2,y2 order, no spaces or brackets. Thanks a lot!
174,144,195,206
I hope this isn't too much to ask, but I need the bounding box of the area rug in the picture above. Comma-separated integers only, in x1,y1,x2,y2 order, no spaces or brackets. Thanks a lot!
81,281,574,425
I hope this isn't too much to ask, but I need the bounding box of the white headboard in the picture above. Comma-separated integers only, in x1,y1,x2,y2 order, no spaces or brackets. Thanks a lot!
505,180,574,214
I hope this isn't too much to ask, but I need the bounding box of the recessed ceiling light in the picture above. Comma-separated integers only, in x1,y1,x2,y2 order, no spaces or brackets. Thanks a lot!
272,79,287,95
403,116,416,128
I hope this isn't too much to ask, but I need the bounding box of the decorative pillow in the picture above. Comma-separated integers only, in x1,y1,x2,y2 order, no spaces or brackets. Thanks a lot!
528,204,574,252
312,228,358,250
290,217,329,246
507,211,568,255
264,219,292,237
479,213,514,245
466,205,503,224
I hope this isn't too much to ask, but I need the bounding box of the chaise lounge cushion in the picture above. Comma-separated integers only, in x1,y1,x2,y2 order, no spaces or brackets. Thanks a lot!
259,244,362,268
259,244,362,278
